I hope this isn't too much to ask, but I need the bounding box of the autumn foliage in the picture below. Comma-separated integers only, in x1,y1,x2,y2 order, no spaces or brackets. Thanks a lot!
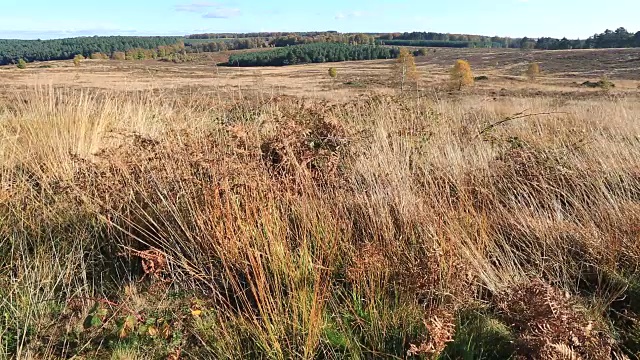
395,47,419,91
526,62,541,80
73,54,84,67
450,59,474,90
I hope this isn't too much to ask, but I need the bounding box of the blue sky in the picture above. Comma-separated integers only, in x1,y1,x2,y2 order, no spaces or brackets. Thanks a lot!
0,0,638,40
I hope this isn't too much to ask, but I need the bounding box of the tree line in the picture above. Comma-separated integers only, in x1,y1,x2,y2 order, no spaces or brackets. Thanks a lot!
225,43,399,67
0,36,182,65
535,28,640,50
185,33,377,54
185,28,640,53
381,32,519,48
186,31,339,39
381,40,476,48
3,27,639,66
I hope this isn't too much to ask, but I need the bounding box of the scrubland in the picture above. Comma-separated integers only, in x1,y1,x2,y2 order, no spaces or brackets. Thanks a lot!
1,51,640,359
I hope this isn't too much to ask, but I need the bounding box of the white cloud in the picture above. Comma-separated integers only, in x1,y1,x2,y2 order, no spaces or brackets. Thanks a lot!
203,8,241,18
175,1,241,19
334,10,369,20
176,1,222,12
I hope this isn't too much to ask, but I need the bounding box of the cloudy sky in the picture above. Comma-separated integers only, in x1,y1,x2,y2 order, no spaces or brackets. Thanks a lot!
0,0,638,39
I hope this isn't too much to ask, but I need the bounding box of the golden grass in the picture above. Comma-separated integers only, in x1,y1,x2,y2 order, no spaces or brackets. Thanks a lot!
1,86,640,359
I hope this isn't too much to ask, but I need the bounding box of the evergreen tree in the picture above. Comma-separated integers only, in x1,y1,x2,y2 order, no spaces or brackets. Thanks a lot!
226,43,398,67
0,36,181,65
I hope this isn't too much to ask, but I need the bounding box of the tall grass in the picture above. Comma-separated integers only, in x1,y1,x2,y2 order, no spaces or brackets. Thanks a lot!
1,87,639,359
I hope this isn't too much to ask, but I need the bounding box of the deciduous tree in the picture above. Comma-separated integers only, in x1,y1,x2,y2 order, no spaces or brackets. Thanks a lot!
395,47,419,91
526,62,540,81
73,54,84,67
450,59,474,90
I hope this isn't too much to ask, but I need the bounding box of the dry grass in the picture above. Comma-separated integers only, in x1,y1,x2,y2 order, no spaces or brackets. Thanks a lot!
2,47,640,101
1,85,640,359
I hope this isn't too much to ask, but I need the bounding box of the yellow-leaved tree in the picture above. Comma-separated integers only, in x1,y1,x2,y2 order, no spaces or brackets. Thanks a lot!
450,59,474,90
73,54,84,67
526,62,540,81
395,48,419,91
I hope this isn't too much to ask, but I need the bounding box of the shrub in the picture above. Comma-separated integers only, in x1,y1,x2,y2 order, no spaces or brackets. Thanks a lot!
16,58,27,69
328,67,337,79
111,52,126,60
495,280,614,359
90,52,109,60
413,48,428,57
581,77,615,90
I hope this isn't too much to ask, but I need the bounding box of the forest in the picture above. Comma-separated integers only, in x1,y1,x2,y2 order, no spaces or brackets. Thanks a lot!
184,28,640,55
225,43,398,67
184,33,376,54
536,28,640,49
0,36,182,65
381,40,475,48
383,28,640,49
186,31,340,39
1,28,639,66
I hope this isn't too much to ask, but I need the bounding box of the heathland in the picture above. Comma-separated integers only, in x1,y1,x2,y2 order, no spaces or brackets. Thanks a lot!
1,44,640,360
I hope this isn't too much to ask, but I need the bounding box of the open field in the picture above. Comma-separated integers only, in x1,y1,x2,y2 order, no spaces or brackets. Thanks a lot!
1,48,640,359
1,47,640,100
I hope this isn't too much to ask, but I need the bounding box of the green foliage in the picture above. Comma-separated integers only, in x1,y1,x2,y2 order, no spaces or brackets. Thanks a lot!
319,290,427,358
1,317,35,356
383,39,473,48
16,58,26,69
382,32,508,48
328,67,337,78
538,27,640,49
226,43,399,67
186,27,640,52
0,36,181,65
441,311,515,360
83,303,109,329
184,32,377,54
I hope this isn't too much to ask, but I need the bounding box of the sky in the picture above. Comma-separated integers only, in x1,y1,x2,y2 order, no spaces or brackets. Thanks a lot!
0,0,638,40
